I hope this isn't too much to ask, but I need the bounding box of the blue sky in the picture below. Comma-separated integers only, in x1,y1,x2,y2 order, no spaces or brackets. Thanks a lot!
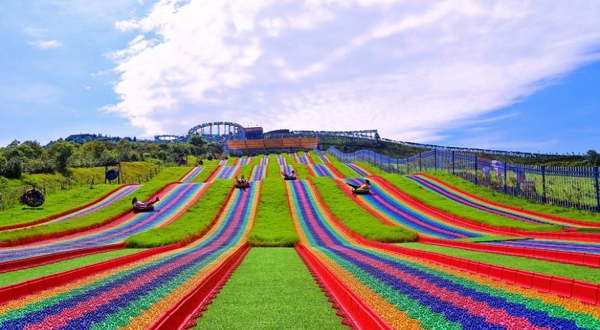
1,0,599,154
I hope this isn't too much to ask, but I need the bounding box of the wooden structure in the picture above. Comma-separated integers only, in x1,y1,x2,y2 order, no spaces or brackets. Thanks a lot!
227,137,319,153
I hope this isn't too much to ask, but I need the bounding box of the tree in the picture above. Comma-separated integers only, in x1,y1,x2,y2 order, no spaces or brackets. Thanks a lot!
188,135,206,156
48,141,75,170
206,142,223,156
586,149,600,166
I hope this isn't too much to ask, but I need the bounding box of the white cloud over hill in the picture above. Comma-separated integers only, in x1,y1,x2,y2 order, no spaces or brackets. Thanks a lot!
104,0,600,141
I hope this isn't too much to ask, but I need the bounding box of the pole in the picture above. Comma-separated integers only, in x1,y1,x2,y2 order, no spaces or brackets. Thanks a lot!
451,151,455,175
503,162,508,194
542,165,547,204
434,149,437,170
595,167,600,212
419,153,422,172
474,156,478,184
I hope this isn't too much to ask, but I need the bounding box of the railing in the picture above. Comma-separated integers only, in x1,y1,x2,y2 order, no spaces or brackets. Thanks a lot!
327,147,600,212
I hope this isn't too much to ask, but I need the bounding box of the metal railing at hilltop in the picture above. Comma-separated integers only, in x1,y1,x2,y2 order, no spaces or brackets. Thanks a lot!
326,147,600,212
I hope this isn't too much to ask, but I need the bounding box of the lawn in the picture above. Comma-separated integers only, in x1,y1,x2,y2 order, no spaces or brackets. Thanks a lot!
308,150,323,164
248,178,298,247
126,180,233,248
0,248,145,287
0,184,118,227
192,248,348,330
311,177,417,242
400,242,600,284
326,157,368,178
191,160,220,183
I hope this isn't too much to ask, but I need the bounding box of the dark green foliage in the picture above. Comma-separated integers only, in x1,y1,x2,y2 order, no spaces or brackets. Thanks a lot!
586,149,600,166
248,178,298,247
48,141,76,170
311,177,418,242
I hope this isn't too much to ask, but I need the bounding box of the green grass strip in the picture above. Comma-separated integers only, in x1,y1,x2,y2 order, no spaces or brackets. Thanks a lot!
191,160,220,183
379,173,562,232
248,178,298,247
326,156,367,178
266,154,279,178
311,177,417,242
0,248,145,287
125,180,233,248
400,242,600,284
192,248,348,330
308,150,323,164
0,184,118,227
424,171,600,224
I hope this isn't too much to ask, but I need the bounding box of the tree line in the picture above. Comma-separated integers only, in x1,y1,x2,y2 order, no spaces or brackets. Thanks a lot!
0,135,223,179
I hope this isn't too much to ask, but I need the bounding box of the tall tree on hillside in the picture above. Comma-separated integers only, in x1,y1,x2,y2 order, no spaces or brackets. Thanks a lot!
188,135,206,156
586,149,600,166
48,141,75,170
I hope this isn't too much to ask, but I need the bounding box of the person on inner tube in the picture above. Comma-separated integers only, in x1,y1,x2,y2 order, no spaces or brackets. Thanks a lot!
346,179,370,191
283,170,296,179
132,196,159,208
237,175,247,185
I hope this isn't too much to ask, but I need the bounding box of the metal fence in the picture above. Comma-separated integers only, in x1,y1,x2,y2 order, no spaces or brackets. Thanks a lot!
327,147,600,212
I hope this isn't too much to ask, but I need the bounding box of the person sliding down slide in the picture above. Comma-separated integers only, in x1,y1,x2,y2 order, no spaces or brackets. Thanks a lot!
235,175,250,188
132,196,159,212
283,170,297,180
346,179,371,195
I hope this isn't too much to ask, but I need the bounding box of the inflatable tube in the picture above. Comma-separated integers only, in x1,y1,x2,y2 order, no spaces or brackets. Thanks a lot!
105,169,119,181
234,181,250,189
21,189,44,207
133,204,155,213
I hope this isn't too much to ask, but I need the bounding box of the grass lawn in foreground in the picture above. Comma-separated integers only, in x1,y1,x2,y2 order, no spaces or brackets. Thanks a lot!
0,248,145,287
192,248,348,330
399,242,600,284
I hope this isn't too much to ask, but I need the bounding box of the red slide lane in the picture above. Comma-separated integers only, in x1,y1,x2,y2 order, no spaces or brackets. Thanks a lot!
148,245,250,330
0,185,236,304
417,173,600,228
0,184,137,232
308,179,600,306
372,175,600,242
0,243,124,274
419,237,600,268
296,244,393,330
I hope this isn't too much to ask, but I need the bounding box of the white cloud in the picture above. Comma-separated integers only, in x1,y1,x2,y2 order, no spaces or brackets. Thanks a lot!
28,40,63,49
105,0,600,142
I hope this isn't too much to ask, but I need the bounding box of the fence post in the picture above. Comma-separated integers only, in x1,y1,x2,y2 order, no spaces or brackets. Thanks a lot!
434,149,437,170
542,165,547,204
595,167,600,212
474,156,478,184
451,151,455,175
503,162,508,194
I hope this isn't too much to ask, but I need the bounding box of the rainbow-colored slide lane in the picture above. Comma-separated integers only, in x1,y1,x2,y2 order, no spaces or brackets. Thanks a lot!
212,165,241,180
407,174,600,229
0,183,209,263
346,163,372,177
288,179,600,329
249,157,268,181
278,154,295,177
0,184,260,330
308,164,344,179
0,184,141,232
179,166,204,183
